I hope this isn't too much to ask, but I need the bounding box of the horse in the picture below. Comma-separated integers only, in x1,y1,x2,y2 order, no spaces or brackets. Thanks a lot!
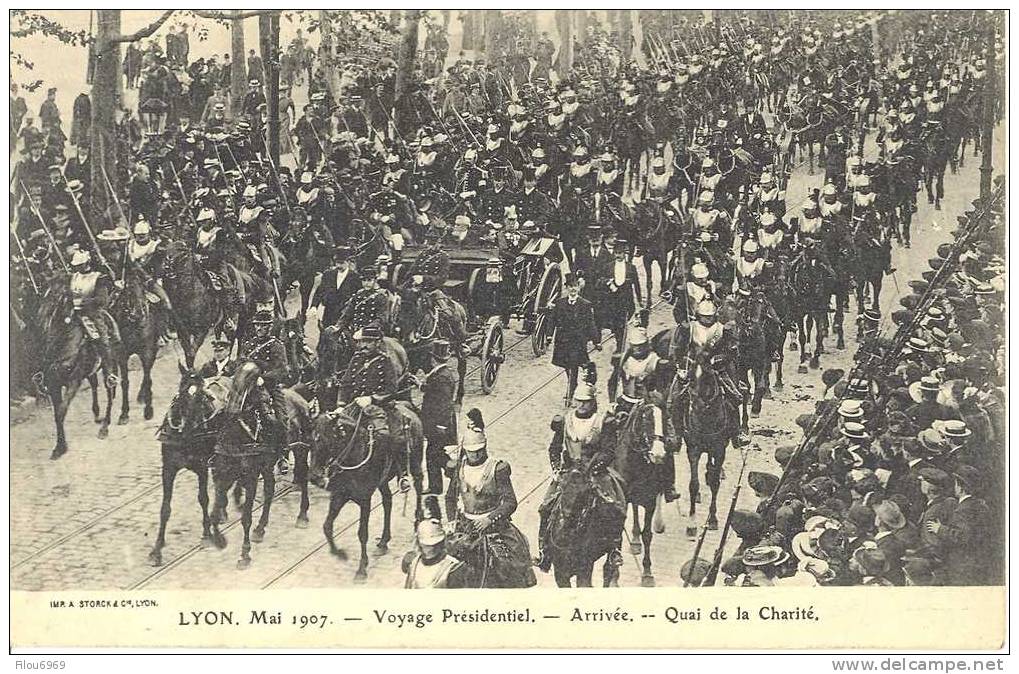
608,398,669,587
208,360,312,568
311,399,425,581
668,359,739,537
788,250,833,373
161,239,268,369
36,284,122,459
109,270,161,424
632,199,678,308
920,123,952,211
280,224,332,323
722,294,772,418
279,315,317,398
148,366,230,566
396,285,468,403
315,329,409,411
851,227,887,315
546,465,625,588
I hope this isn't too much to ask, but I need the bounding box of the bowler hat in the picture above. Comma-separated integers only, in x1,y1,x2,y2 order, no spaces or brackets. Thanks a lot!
953,464,983,494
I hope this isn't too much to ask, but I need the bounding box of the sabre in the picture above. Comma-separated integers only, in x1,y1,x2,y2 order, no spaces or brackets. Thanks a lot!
210,140,240,210
60,171,117,279
261,133,291,215
449,103,481,147
18,178,68,270
700,442,751,587
10,213,40,295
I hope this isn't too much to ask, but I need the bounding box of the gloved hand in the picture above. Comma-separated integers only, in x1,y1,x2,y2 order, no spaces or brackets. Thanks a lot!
113,280,125,290
354,395,372,408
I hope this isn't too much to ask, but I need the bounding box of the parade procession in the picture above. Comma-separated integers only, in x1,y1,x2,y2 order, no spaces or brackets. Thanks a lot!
9,9,1006,592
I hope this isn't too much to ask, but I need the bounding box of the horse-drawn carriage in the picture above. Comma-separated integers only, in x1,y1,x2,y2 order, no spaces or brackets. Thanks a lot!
390,227,566,393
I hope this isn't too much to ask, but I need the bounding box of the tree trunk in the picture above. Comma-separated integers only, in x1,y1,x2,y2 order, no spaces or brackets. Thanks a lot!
230,11,246,117
483,10,501,61
319,10,341,101
557,10,574,73
619,10,633,64
91,9,122,222
259,12,282,167
395,10,421,100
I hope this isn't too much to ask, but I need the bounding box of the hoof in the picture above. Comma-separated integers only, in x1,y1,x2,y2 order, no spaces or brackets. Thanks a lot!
200,535,214,548
144,407,154,421
773,382,784,391
50,446,68,460
686,527,698,539
295,515,309,529
629,542,643,556
237,557,252,570
148,550,163,567
707,519,719,531
212,532,227,549
797,365,808,374
97,427,109,439
788,342,798,352
373,541,390,556
353,570,368,583
251,528,265,543
809,358,820,370
330,547,348,561
94,416,103,425
641,573,656,588
117,414,129,426
836,339,845,350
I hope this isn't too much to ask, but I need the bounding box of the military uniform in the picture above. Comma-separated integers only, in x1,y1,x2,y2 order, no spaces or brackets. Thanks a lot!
240,329,291,444
420,356,458,494
338,286,391,335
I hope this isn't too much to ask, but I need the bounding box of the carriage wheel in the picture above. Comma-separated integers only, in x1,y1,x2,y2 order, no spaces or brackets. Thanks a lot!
530,262,562,357
479,319,504,394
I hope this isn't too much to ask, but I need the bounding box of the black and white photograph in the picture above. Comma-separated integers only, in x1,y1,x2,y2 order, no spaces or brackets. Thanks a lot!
7,7,1008,653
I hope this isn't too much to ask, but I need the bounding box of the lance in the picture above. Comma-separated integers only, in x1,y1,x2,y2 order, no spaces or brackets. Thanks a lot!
210,139,240,208
18,178,67,270
261,133,291,215
10,213,40,295
684,524,710,588
169,160,202,229
700,443,751,587
99,155,129,229
449,102,481,147
61,171,116,279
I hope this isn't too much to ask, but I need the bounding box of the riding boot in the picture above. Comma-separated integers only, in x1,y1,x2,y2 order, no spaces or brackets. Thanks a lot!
662,452,679,503
532,511,552,572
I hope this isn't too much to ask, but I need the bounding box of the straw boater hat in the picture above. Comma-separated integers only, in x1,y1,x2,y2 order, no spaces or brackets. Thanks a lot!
742,545,789,567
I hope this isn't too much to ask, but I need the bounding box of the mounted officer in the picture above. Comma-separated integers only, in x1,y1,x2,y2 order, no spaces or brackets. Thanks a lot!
336,264,391,336
66,248,121,388
533,381,627,573
239,309,292,471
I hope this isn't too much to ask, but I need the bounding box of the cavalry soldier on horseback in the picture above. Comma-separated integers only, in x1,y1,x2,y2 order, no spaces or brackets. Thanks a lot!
237,184,277,280
239,309,292,472
533,381,627,573
126,219,174,316
683,263,720,323
609,326,679,504
197,332,237,378
336,265,391,336
403,515,469,589
193,207,239,307
66,248,121,388
444,408,538,588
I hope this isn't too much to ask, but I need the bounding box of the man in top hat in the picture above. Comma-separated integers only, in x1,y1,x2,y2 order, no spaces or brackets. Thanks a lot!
573,225,613,300
197,332,238,379
311,245,359,327
906,376,960,430
533,380,627,573
927,465,993,585
419,339,458,496
601,239,641,352
538,270,597,391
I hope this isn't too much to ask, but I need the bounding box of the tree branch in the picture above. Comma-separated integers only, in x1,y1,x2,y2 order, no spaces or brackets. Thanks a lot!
192,10,275,21
111,10,176,43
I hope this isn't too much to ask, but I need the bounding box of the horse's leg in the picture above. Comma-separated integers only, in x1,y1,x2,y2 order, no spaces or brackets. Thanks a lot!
354,499,371,582
98,363,117,439
148,460,178,566
324,491,348,560
834,293,846,350
237,472,257,568
252,459,275,542
872,275,883,313
935,167,945,210
797,317,809,373
48,381,69,459
141,350,155,420
210,472,229,549
751,363,767,416
602,552,620,588
553,565,573,588
640,505,655,587
576,562,594,588
376,481,393,553
89,373,101,423
629,502,642,556
810,312,823,369
118,354,131,425
687,447,701,525
294,444,310,528
642,255,654,308
456,353,467,404
706,451,723,529
196,460,213,543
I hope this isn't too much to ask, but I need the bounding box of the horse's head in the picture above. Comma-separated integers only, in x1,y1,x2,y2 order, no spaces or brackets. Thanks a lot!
309,408,370,483
168,362,220,437
225,360,262,416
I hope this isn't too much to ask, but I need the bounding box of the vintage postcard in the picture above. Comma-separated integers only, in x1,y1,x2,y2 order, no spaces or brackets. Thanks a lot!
8,8,1007,652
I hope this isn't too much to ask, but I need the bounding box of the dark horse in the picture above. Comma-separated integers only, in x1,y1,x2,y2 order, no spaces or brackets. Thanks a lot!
609,399,670,587
789,249,833,373
668,359,739,537
148,366,230,566
36,281,122,459
632,199,679,308
723,294,773,419
396,286,468,403
311,400,425,581
209,361,312,568
161,240,268,369
110,270,161,424
546,465,626,588
280,221,332,323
